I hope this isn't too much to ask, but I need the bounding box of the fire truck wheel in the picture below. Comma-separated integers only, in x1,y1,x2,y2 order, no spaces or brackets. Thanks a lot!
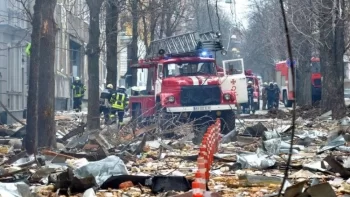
221,110,235,134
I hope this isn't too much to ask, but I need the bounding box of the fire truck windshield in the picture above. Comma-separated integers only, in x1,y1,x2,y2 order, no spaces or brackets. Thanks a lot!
163,62,216,77
311,62,321,73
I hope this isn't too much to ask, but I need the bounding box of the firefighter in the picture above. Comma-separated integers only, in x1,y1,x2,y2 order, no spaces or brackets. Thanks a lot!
274,82,281,109
262,82,268,110
245,81,254,114
72,77,86,112
100,84,115,124
266,82,275,110
110,86,129,126
118,86,129,111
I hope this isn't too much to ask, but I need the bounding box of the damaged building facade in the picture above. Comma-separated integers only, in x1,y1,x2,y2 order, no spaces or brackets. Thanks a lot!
0,0,107,124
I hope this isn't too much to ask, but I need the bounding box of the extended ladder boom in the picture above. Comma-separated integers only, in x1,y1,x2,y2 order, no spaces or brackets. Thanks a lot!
146,31,224,59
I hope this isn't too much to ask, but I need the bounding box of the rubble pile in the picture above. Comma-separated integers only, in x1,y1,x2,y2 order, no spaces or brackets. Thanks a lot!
247,106,321,120
1,111,350,196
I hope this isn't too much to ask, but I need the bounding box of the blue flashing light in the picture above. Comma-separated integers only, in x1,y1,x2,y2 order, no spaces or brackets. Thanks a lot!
201,51,208,56
164,54,171,60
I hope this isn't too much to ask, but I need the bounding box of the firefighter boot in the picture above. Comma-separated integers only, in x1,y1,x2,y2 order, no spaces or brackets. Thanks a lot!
109,114,117,124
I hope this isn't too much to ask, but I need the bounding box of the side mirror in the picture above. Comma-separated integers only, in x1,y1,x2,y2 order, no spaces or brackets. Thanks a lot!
158,73,163,79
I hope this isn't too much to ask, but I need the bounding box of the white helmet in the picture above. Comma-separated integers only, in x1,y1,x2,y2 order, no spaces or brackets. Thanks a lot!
248,81,253,84
107,84,113,89
119,86,126,89
75,77,80,81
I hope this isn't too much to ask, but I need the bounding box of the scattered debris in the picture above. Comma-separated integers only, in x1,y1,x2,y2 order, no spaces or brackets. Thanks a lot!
1,109,350,196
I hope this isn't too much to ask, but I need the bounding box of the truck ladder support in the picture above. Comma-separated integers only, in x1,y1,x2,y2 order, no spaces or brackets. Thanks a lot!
146,31,223,59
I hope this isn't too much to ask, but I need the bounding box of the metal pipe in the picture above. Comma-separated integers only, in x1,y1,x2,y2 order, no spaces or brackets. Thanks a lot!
226,27,234,52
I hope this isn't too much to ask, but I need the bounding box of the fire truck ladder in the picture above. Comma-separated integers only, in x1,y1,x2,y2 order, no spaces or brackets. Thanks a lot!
146,31,224,58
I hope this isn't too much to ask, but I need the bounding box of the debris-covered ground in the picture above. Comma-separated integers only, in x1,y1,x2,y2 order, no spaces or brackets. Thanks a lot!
2,109,350,196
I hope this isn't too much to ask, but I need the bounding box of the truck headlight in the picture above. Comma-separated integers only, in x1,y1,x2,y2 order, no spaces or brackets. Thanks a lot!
168,96,175,103
224,93,231,101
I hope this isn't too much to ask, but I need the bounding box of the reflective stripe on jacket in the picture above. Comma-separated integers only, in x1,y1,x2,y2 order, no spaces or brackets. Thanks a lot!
111,93,126,110
72,84,86,98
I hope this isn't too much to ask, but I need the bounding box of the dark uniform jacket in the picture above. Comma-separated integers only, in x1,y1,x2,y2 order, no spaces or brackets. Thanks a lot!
247,86,254,97
267,86,276,100
72,82,86,98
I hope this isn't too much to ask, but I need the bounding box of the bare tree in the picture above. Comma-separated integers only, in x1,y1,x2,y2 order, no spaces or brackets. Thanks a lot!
25,0,42,154
288,0,315,106
128,0,138,87
86,0,104,130
241,0,349,117
139,0,159,48
319,0,346,118
185,0,235,64
236,0,285,78
161,0,187,37
37,0,58,148
105,0,125,88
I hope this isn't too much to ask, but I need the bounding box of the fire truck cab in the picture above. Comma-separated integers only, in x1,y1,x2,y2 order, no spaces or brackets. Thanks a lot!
128,32,248,134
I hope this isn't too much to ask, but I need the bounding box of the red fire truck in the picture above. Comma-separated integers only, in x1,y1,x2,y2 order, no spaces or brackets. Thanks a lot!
275,57,321,107
128,32,249,134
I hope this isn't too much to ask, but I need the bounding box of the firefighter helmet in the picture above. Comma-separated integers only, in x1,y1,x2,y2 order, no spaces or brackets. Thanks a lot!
248,81,253,85
75,77,80,81
107,84,113,89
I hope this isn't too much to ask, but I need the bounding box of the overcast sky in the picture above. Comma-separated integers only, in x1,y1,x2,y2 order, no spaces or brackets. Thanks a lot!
217,0,250,28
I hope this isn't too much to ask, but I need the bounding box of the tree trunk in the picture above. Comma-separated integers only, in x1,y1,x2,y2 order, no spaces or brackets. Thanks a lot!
86,0,104,130
37,0,57,148
164,6,173,37
130,0,138,86
296,56,312,106
25,0,42,154
158,0,166,39
294,39,312,106
149,0,157,42
141,15,148,48
320,0,346,119
289,0,313,106
106,0,119,88
332,0,346,118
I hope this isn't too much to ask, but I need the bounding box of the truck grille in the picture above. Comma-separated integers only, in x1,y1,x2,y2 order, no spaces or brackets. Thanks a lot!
180,85,221,106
